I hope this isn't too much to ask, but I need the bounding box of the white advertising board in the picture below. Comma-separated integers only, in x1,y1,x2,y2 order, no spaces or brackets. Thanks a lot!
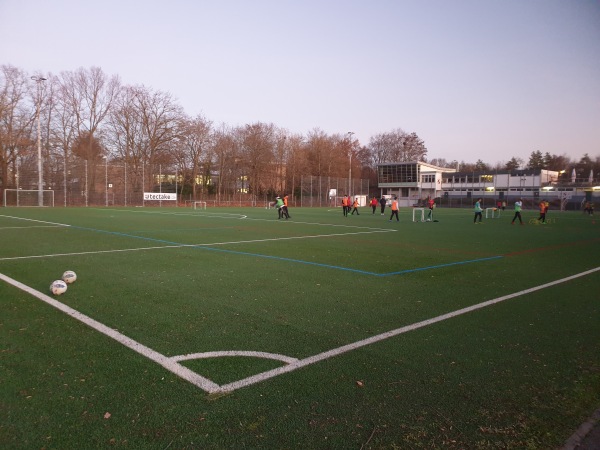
143,192,177,201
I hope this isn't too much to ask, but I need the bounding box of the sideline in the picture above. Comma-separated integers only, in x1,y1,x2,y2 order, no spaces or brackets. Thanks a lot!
218,266,600,392
0,271,220,393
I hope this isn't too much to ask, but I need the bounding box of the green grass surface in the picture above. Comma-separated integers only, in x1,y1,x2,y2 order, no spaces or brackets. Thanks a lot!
1,205,599,448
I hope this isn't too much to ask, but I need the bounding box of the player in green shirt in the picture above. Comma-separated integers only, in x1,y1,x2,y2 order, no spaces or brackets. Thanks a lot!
511,198,523,225
473,198,483,224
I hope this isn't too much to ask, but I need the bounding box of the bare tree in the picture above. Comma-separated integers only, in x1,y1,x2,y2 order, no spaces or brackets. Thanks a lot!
212,124,241,202
305,128,333,178
367,128,427,165
0,65,36,196
106,85,145,195
240,122,276,203
47,74,79,204
58,67,120,198
284,133,306,202
135,86,183,192
106,84,183,197
174,114,213,200
273,130,288,195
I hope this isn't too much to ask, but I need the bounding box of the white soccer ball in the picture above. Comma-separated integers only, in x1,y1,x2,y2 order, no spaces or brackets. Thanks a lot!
50,279,68,295
62,270,77,284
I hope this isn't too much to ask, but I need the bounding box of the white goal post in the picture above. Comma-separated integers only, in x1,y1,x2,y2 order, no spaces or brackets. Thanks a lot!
3,189,55,207
485,207,500,218
193,201,207,210
412,207,425,222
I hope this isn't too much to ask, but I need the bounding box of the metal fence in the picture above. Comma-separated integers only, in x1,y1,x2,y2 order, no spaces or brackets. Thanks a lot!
299,175,370,208
5,160,371,209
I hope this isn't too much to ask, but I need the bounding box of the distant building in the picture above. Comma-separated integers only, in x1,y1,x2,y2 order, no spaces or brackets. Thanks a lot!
377,161,455,206
377,161,598,209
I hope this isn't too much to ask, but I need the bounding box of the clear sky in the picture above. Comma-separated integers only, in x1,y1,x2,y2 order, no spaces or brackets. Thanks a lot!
1,0,599,165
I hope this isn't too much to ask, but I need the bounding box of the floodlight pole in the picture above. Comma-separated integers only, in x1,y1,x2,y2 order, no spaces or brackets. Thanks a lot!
104,155,108,207
347,132,354,195
31,76,47,206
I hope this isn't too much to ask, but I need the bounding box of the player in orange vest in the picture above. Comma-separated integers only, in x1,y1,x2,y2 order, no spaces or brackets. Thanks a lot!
351,198,360,215
341,195,349,217
389,196,399,222
537,199,547,224
283,194,291,219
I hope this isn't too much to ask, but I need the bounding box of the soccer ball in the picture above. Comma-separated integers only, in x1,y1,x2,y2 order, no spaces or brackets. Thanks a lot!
50,280,68,295
62,270,77,284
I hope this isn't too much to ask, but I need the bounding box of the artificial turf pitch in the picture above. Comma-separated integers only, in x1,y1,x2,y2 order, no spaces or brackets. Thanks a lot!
1,206,599,448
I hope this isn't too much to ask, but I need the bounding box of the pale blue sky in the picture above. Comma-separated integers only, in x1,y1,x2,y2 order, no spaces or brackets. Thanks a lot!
1,0,599,164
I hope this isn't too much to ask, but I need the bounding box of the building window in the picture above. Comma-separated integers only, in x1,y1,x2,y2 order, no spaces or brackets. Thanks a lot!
422,174,435,183
377,163,419,183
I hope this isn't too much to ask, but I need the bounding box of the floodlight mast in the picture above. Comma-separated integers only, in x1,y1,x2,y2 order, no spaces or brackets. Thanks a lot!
347,131,354,195
31,76,47,206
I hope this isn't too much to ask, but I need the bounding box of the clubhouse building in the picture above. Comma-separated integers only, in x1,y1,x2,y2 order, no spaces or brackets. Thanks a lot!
377,161,597,209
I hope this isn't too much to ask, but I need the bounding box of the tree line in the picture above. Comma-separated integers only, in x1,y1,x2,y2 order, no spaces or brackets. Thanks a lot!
1,65,597,203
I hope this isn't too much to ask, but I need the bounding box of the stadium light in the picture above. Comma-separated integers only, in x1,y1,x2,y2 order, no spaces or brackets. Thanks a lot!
104,155,108,206
347,132,354,195
31,76,47,206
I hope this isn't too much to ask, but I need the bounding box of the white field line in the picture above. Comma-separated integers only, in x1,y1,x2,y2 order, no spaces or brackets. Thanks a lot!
217,266,600,393
0,214,71,227
0,230,394,262
2,267,598,395
171,351,299,365
97,207,393,232
0,245,184,261
0,272,221,393
0,225,66,230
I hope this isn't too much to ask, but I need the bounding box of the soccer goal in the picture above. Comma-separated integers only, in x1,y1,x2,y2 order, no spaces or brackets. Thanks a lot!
485,207,500,218
192,201,207,210
412,207,425,222
3,189,54,207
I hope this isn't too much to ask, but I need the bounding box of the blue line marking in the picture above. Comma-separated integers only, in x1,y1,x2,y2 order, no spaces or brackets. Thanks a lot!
67,225,503,277
377,256,504,277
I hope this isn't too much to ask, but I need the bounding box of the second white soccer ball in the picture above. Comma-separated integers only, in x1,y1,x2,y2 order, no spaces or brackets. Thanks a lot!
62,270,77,284
50,280,68,295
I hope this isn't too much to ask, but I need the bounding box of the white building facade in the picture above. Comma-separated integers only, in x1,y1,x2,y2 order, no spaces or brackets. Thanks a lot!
377,161,597,209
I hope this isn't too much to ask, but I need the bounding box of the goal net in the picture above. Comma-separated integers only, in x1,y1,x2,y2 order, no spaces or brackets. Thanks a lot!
3,189,55,207
192,201,207,210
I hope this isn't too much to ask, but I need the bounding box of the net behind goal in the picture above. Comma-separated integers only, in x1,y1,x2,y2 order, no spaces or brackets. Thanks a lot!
3,189,55,207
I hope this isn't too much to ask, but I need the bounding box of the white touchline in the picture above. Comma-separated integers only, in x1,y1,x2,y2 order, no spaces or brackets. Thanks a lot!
2,267,598,395
0,272,220,394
